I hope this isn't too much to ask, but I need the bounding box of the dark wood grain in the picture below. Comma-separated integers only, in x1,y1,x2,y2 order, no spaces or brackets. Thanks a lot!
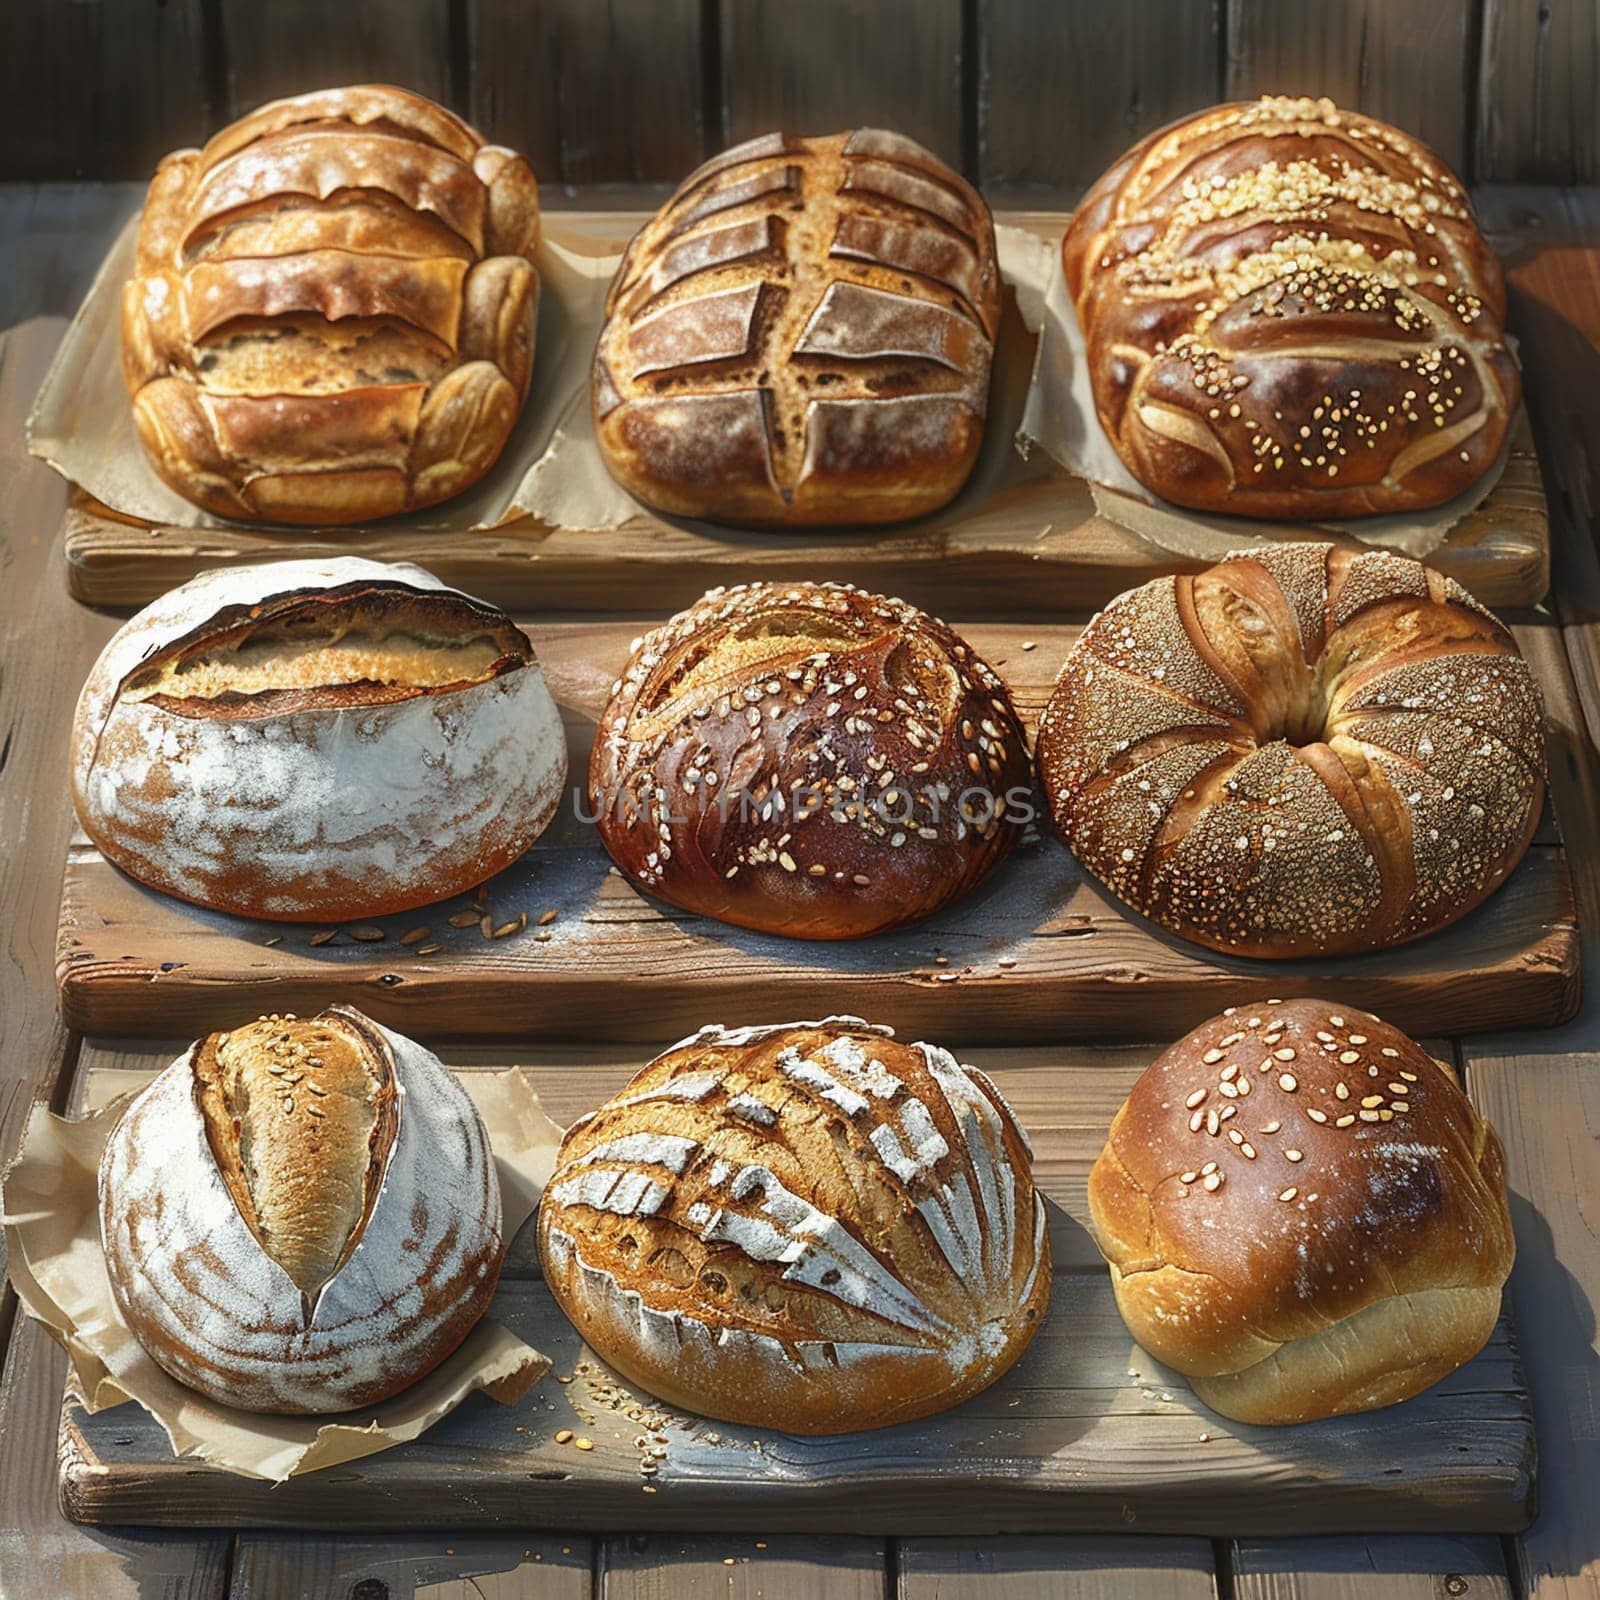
896,1536,1217,1597
0,3,210,181
468,0,704,188
718,0,965,172
1478,3,1600,183
54,614,1580,1044
1230,1535,1513,1597
978,1,1222,195
1224,0,1475,178
218,0,453,117
600,1534,883,1598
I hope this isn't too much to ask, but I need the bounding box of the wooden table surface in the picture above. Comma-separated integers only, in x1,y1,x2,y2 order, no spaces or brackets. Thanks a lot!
2,182,1598,1599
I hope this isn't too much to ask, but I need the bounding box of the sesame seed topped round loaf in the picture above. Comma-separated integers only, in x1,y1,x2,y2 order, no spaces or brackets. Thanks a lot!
1035,543,1545,957
72,557,567,921
592,129,1001,526
100,1006,504,1414
1088,999,1514,1423
122,85,541,525
589,582,1031,939
1062,96,1520,518
537,1017,1050,1434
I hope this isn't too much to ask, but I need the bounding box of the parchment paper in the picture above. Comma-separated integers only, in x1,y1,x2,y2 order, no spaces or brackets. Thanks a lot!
1011,228,1514,561
0,1066,562,1482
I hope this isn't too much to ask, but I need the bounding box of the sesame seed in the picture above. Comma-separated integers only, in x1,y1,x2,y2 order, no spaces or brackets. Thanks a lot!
1186,1088,1208,1108
1278,1072,1298,1092
1278,1187,1298,1202
1285,1149,1303,1162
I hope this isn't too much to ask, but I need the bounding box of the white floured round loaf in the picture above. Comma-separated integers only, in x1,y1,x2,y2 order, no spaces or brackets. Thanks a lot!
99,1005,504,1414
537,1017,1050,1434
71,556,568,921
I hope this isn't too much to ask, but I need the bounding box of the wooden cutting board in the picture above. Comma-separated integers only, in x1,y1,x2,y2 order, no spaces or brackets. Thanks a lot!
55,619,1581,1044
55,210,1551,616
58,1047,1535,1535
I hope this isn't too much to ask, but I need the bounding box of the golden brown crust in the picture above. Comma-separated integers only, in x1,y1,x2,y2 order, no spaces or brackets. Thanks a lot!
1087,999,1514,1423
589,582,1031,939
122,84,539,525
593,129,1000,527
537,1018,1050,1434
1062,97,1520,518
1035,543,1546,957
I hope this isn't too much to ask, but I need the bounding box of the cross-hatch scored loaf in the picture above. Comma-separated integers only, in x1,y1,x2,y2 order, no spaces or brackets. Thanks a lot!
1036,543,1546,957
537,1018,1050,1434
590,582,1031,939
122,85,541,525
1062,96,1520,517
593,129,1001,525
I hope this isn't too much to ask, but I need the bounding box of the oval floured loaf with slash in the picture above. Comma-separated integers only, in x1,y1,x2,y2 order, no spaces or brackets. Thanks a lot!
1063,96,1520,518
593,129,1001,526
122,84,541,524
589,581,1031,939
99,1005,504,1414
538,1017,1050,1434
71,556,568,921
1035,543,1545,957
1088,999,1514,1424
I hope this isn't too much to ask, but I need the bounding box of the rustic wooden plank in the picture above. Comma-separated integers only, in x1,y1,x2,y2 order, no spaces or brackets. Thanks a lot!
228,1533,593,1597
599,1534,883,1597
897,1535,1216,1597
0,4,210,181
978,1,1222,195
468,0,704,188
54,614,1580,1044
218,0,453,116
1224,0,1474,178
1230,1534,1513,1597
1477,4,1600,183
718,0,965,171
51,207,1552,615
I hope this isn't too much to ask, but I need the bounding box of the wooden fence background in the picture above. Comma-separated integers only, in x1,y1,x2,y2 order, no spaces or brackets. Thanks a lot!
3,0,1597,192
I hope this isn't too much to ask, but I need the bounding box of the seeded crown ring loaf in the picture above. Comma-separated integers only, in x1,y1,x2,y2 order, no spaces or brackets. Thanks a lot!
593,129,1001,526
538,1017,1050,1434
590,582,1030,939
1036,543,1545,958
100,1006,504,1414
122,85,540,524
1063,96,1520,518
1089,999,1514,1424
72,557,567,921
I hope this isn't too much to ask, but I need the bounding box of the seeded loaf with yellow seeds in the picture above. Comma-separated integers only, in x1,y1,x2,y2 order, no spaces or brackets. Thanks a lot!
1063,96,1520,518
538,1017,1050,1434
1035,543,1545,957
1088,999,1514,1424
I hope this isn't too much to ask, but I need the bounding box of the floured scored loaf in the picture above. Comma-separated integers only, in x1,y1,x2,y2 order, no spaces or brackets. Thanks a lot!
538,1017,1050,1434
590,581,1031,939
1063,96,1520,518
1089,999,1514,1424
123,85,540,524
100,1006,504,1414
1035,543,1546,957
593,129,1001,526
71,556,567,921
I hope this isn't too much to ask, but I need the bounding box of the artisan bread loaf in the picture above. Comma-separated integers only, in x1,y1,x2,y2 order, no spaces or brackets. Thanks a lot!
1088,999,1514,1423
1035,543,1545,957
123,85,540,524
71,557,567,921
590,582,1030,938
538,1017,1049,1433
593,129,1000,526
100,1006,503,1413
1062,96,1520,518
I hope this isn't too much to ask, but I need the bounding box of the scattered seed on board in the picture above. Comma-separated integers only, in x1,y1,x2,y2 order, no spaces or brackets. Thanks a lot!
350,925,385,942
401,926,430,946
309,930,336,947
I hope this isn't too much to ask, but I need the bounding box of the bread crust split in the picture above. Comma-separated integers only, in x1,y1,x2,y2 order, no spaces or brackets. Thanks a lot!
1036,542,1546,958
593,129,1001,527
100,1006,504,1414
122,84,540,525
1063,96,1520,518
71,556,568,921
538,1017,1050,1434
1088,999,1514,1424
